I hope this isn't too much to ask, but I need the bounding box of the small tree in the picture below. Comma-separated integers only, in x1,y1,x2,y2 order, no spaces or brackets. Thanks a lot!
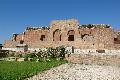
57,46,66,59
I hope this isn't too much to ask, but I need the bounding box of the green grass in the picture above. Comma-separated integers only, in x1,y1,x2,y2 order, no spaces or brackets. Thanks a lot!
0,59,67,80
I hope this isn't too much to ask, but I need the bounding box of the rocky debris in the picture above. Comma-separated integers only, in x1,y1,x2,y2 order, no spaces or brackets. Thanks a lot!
16,58,25,61
28,63,120,80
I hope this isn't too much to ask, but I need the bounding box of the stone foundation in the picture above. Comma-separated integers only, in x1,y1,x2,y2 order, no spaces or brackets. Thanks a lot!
65,50,120,65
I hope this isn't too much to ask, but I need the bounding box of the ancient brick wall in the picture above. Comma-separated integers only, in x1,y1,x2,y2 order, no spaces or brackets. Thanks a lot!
65,53,120,64
3,19,120,50
3,40,19,48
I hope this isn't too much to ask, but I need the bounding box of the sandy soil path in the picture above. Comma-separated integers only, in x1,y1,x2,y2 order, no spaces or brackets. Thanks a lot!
28,63,120,80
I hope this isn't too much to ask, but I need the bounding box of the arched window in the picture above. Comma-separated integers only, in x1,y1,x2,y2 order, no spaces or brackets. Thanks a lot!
53,29,61,41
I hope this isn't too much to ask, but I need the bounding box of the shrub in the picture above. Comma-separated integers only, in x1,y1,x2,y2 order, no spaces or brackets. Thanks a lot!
7,51,15,57
26,53,36,58
1,46,67,62
47,46,66,59
14,53,22,58
57,46,66,59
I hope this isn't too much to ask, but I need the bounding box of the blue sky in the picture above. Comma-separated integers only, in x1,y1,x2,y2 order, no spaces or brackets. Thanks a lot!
0,0,120,43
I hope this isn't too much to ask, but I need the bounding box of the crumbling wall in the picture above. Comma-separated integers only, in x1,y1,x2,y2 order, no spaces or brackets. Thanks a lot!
51,19,79,30
112,31,120,49
16,29,50,47
3,19,119,50
3,40,19,48
75,27,115,49
65,51,120,64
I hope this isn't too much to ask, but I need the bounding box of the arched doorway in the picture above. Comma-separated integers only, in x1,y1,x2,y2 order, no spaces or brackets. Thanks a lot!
68,30,75,41
53,29,61,41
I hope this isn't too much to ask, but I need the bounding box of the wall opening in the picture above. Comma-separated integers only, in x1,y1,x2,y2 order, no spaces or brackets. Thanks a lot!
114,38,120,44
96,50,105,53
20,40,24,44
53,29,61,41
114,38,118,41
40,35,45,41
12,34,18,41
67,30,75,41
68,35,74,41
81,34,89,39
60,35,61,41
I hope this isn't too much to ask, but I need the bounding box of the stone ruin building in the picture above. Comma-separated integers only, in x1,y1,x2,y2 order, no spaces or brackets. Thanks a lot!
2,19,120,53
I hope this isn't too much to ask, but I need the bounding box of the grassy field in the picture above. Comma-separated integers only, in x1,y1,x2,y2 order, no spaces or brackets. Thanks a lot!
0,59,67,80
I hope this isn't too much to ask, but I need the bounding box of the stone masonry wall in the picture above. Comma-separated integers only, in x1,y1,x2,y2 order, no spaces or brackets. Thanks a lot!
65,51,120,64
3,19,120,50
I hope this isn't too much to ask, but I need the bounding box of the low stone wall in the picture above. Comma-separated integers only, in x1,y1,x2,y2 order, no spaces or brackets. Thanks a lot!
2,48,47,52
65,51,120,65
2,48,17,51
28,48,40,52
74,49,120,55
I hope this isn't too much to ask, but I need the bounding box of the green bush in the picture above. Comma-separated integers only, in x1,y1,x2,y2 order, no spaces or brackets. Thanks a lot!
57,46,66,58
7,52,15,57
1,46,67,62
25,53,36,58
47,46,66,59
14,53,22,58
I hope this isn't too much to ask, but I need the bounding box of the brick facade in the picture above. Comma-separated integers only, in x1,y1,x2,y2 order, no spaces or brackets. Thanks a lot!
3,19,120,50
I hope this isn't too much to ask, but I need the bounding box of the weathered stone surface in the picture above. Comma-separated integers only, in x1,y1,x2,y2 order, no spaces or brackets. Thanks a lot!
3,19,120,50
16,58,25,61
28,63,120,80
65,53,120,64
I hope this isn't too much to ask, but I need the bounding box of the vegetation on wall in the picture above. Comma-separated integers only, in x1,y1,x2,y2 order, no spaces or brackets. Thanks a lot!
79,24,111,29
